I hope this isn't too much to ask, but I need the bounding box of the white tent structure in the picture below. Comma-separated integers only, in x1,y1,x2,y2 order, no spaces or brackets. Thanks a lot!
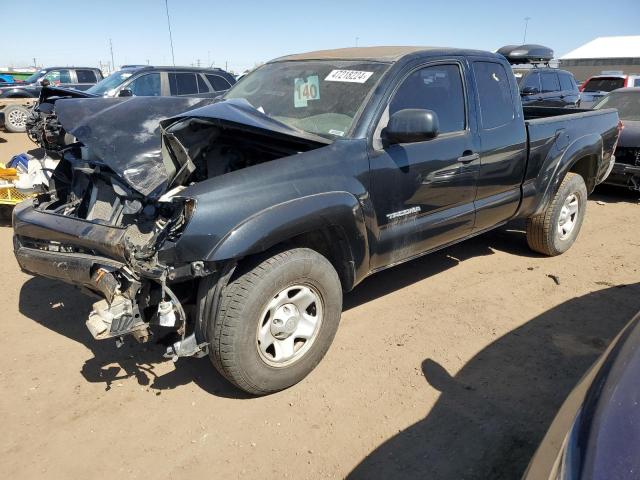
559,36,640,82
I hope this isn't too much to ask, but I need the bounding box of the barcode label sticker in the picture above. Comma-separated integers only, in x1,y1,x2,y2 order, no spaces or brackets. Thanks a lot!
324,70,374,83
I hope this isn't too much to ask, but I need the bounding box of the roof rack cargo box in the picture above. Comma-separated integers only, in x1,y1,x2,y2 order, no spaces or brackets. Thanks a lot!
498,44,554,64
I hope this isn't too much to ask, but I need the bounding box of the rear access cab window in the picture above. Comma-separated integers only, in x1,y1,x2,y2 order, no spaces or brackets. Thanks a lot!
76,69,99,83
473,61,515,128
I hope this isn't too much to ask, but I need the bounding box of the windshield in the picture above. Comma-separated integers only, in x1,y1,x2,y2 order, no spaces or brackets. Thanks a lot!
22,70,46,84
583,77,625,93
224,60,390,138
594,92,640,121
86,69,135,95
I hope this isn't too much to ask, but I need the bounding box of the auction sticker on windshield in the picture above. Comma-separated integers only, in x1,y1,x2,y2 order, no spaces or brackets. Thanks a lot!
325,70,374,83
294,75,320,108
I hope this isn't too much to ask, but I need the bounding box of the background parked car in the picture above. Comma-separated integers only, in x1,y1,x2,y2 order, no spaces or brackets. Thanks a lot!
579,73,640,108
0,74,15,87
0,67,103,98
85,66,236,98
498,43,581,108
3,66,236,134
594,87,640,192
514,67,581,107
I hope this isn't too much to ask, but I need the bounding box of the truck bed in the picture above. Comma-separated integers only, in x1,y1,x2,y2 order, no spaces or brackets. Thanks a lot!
516,106,620,218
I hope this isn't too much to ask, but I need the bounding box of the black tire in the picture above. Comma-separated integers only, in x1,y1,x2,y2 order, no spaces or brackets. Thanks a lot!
4,105,30,133
526,172,588,256
208,248,342,395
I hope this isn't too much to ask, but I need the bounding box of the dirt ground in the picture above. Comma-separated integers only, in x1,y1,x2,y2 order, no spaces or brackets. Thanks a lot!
1,130,639,479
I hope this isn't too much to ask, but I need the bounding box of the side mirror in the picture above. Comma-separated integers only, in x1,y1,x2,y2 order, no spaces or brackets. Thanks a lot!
382,109,439,145
40,79,50,87
118,88,133,97
521,86,539,96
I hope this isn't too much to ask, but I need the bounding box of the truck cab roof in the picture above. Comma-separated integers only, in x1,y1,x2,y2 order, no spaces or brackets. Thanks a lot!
272,46,499,63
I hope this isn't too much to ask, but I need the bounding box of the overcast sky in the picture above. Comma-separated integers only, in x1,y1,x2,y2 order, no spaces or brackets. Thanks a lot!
1,0,638,73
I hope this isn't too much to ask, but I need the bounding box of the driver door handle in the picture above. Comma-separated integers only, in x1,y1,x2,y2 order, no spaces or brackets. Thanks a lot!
457,152,480,163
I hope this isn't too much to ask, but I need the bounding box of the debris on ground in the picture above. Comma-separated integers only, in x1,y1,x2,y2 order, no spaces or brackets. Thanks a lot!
547,274,561,285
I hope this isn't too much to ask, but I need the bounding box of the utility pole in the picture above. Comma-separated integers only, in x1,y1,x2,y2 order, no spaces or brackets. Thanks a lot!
32,57,37,68
164,0,176,66
225,60,228,71
109,38,115,72
523,17,531,44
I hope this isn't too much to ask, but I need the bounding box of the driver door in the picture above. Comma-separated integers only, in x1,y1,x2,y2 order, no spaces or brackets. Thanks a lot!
368,62,480,270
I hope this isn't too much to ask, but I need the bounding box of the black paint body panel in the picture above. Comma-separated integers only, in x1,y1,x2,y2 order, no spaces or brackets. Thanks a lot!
13,49,620,291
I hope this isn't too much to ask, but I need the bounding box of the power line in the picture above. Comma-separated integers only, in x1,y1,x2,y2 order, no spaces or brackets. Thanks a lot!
523,17,531,44
164,0,176,66
109,38,115,71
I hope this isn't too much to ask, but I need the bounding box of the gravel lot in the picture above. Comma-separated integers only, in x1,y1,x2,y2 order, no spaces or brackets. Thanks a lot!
1,130,639,479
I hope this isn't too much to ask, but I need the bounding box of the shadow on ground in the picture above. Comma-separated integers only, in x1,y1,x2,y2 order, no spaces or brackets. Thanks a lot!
18,225,534,397
344,222,535,311
348,283,640,480
17,215,636,412
18,276,250,398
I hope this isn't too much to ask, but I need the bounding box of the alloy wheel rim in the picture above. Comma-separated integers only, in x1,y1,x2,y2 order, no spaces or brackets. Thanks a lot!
256,284,323,367
557,193,579,240
7,109,27,128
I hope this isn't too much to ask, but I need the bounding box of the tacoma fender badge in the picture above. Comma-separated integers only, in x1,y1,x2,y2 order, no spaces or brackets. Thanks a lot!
386,206,421,221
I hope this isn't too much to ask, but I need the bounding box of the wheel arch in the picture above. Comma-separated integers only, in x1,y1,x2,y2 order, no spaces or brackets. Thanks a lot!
532,133,603,216
207,192,370,291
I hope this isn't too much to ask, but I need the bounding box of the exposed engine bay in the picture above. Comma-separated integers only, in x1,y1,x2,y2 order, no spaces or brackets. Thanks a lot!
15,96,327,358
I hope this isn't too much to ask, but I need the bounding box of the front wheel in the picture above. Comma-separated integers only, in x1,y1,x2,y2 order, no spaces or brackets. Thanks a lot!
208,248,343,395
526,172,588,256
3,105,30,133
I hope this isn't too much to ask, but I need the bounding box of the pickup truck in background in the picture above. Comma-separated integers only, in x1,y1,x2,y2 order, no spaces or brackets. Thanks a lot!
12,46,621,395
0,67,103,132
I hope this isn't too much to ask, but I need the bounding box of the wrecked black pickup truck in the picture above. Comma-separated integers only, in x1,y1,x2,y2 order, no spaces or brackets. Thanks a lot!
13,47,621,395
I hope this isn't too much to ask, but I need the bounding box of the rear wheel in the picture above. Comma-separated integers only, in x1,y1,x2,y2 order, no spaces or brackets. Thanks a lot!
526,172,588,256
208,248,342,395
4,105,30,133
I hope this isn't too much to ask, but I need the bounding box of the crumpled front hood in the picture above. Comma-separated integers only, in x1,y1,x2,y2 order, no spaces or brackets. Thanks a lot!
55,97,330,198
55,96,216,197
40,85,98,103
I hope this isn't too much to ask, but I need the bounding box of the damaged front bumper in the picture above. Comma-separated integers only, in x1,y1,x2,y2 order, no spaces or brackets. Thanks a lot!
13,200,211,359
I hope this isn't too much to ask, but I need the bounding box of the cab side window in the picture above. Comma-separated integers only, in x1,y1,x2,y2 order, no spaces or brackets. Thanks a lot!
389,64,466,134
206,74,232,92
128,73,161,96
522,72,541,92
76,69,97,84
541,72,560,93
559,73,577,92
169,73,199,96
44,69,72,85
473,61,515,129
